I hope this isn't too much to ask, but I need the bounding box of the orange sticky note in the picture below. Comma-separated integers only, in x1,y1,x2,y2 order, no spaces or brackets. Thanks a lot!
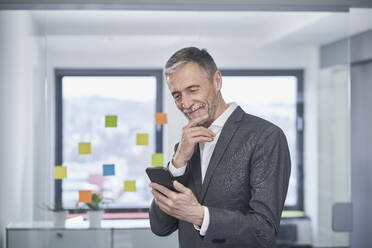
124,181,136,192
79,142,91,155
54,166,67,179
155,113,168,125
79,190,92,203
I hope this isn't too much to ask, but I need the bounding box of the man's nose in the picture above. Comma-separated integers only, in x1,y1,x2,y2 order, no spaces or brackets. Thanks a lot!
181,96,193,109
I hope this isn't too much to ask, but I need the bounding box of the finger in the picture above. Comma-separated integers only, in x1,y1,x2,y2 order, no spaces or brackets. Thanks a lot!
188,129,215,139
155,197,171,214
173,180,189,194
188,127,216,137
150,182,168,191
190,136,214,143
156,198,182,220
185,114,208,128
157,200,183,220
150,182,175,198
152,189,172,206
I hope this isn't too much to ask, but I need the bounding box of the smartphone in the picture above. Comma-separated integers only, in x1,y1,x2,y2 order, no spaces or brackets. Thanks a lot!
146,167,177,192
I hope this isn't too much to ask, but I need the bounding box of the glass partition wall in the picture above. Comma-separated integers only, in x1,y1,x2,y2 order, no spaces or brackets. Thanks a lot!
349,8,372,247
0,9,353,247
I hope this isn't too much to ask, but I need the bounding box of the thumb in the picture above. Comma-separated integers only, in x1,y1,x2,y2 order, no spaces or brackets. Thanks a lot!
173,180,188,193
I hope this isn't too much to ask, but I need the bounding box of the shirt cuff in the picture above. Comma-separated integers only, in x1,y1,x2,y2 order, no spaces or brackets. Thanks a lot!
168,159,187,177
193,206,209,236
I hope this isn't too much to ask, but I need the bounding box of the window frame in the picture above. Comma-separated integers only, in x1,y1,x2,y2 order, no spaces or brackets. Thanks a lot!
55,68,304,212
220,69,304,211
55,69,163,213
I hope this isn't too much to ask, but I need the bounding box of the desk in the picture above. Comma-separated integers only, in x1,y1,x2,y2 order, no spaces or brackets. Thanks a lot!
6,220,178,248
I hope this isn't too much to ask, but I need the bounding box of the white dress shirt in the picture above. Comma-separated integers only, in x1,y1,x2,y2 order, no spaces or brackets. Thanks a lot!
169,103,238,236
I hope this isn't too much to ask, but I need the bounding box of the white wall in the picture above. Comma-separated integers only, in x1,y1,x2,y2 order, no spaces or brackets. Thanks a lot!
0,11,46,248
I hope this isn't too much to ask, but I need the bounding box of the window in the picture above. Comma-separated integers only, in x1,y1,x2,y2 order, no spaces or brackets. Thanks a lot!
221,70,304,210
55,69,303,212
55,69,163,212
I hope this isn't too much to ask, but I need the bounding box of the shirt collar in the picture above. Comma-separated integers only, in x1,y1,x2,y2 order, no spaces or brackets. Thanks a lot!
209,102,238,131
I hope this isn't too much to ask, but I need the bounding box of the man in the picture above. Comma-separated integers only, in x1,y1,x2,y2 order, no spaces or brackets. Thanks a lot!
149,47,291,248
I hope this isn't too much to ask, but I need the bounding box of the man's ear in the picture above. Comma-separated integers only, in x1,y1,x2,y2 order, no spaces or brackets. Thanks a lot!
213,70,222,92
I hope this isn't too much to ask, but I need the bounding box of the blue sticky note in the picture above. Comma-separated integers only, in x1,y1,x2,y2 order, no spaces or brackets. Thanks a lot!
103,164,115,176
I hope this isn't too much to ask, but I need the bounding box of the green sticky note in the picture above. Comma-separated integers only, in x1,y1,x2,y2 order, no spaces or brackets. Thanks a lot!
124,180,136,192
105,115,117,128
78,142,91,155
152,153,164,167
136,133,149,146
54,166,67,179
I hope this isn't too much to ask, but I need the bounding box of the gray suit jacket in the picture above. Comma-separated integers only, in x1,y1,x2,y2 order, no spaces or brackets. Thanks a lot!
149,106,291,248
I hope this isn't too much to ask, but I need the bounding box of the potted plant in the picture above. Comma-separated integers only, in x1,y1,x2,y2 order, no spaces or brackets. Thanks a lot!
84,193,106,228
47,201,68,227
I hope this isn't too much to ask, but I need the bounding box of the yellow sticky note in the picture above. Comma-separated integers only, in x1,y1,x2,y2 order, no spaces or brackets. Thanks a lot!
78,142,91,155
54,166,67,179
152,153,164,167
155,113,168,125
105,115,117,128
79,190,92,203
136,133,149,146
124,181,136,192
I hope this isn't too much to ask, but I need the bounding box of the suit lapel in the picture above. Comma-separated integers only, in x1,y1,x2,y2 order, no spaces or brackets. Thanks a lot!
199,107,244,203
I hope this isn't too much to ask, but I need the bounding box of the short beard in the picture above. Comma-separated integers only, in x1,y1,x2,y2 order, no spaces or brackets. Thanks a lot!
199,98,217,127
196,118,208,127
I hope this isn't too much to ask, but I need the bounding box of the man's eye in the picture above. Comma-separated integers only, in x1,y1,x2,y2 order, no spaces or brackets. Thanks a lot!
190,88,198,93
174,95,180,100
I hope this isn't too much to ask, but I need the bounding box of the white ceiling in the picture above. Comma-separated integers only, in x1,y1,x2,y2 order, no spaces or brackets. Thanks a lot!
31,10,371,46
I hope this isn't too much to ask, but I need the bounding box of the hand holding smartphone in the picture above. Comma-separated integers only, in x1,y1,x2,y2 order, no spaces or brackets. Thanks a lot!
146,167,177,192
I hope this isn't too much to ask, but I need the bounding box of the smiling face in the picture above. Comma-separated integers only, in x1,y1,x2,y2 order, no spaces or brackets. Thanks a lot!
167,62,222,127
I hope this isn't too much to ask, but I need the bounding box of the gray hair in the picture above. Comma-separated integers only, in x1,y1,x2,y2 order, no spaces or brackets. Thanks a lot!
164,47,218,82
